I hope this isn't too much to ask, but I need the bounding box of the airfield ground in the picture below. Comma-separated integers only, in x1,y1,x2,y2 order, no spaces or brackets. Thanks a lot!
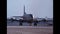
7,26,53,34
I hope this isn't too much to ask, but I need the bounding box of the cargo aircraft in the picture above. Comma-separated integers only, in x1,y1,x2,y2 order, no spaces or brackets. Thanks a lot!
9,5,52,26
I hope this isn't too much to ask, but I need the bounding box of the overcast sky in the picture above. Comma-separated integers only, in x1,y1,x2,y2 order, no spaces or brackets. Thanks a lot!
7,0,53,18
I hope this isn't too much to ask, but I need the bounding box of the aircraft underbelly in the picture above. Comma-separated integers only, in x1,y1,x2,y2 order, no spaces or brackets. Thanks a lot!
23,17,33,21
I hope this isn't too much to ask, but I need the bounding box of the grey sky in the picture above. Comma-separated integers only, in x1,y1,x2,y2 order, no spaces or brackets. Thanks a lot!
7,0,53,18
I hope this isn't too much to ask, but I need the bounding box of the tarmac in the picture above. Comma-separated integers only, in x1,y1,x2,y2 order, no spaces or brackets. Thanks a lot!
7,26,53,34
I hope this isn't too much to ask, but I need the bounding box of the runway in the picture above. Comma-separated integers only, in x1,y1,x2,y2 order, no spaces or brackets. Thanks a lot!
7,26,53,34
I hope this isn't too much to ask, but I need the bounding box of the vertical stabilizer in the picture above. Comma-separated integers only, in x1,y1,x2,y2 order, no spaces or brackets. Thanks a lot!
24,5,26,15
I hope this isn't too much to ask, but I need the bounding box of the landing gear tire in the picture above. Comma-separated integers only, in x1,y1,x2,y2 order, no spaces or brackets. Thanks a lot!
19,22,23,26
34,23,37,26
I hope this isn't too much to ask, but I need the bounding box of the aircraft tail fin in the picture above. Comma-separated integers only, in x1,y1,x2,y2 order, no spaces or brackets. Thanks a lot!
24,5,26,15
